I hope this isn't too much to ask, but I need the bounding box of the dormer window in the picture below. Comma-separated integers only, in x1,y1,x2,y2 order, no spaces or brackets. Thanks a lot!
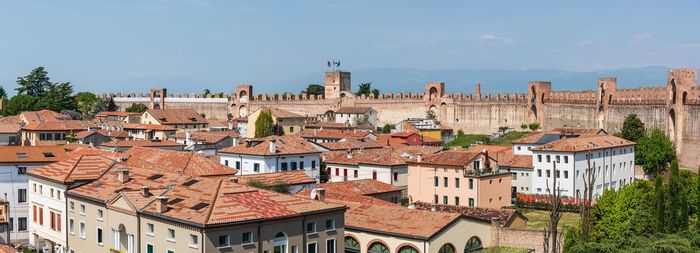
16,153,28,158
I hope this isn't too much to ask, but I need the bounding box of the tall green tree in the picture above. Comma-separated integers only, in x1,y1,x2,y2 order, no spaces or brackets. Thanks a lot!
666,160,686,233
125,103,149,113
254,109,275,138
37,82,76,112
655,175,666,233
104,97,119,111
637,128,676,175
0,85,6,99
3,94,38,116
618,114,645,142
15,66,51,96
75,92,100,119
305,84,324,96
203,89,211,96
355,82,372,96
371,88,380,98
696,168,700,230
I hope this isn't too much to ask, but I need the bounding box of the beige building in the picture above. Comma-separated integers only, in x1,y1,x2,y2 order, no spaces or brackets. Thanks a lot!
19,110,89,146
407,149,512,209
246,108,307,138
65,165,346,253
123,123,177,140
141,109,209,133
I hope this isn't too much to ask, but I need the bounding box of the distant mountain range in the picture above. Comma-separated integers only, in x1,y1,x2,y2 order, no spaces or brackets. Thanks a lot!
288,66,671,94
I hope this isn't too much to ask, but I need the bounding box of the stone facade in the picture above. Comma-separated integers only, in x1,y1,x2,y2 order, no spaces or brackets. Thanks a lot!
100,69,700,168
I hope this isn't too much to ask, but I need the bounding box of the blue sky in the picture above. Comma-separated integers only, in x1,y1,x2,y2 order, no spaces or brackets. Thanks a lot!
1,0,699,95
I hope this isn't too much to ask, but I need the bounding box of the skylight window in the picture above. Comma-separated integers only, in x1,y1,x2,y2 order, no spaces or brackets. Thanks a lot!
190,203,209,210
16,153,28,158
147,174,164,180
43,152,55,158
168,198,184,205
182,179,199,186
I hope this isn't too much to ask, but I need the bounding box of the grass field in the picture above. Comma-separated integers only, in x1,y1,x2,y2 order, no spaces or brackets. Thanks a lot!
445,131,531,148
520,209,580,229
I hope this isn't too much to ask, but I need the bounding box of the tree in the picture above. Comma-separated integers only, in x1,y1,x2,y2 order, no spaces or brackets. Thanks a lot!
203,89,211,96
3,94,38,116
426,109,437,120
578,152,597,243
75,92,100,119
355,82,372,96
666,160,686,233
543,161,563,253
697,168,700,230
125,103,149,113
528,122,540,131
520,123,528,130
0,85,6,99
305,84,324,96
15,66,51,96
371,88,380,98
254,109,275,138
619,114,645,142
637,128,676,175
37,82,76,113
104,97,119,111
655,175,665,233
381,124,395,134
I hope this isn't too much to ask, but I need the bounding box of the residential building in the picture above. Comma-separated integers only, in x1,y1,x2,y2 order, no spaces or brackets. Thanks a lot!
312,138,382,152
302,180,402,204
0,200,9,244
19,110,89,146
65,166,345,253
168,131,240,156
299,129,375,143
207,119,231,131
322,148,408,192
123,123,177,140
245,108,307,138
0,116,21,146
232,170,316,194
396,118,454,142
497,151,534,196
97,140,186,152
73,130,112,146
377,132,443,147
334,107,377,127
218,135,322,180
141,109,209,132
0,146,67,243
233,117,248,137
304,122,374,132
407,149,512,209
530,135,635,197
96,111,141,124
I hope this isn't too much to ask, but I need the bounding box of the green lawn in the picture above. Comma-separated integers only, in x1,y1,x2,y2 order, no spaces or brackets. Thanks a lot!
490,131,531,146
445,131,531,148
520,209,580,229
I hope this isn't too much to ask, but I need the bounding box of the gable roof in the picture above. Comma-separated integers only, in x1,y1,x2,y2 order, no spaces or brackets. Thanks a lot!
0,146,68,164
323,148,407,167
28,152,116,183
0,115,21,133
219,135,320,156
313,138,382,151
22,120,89,131
122,123,177,131
299,129,372,140
416,150,482,167
511,131,562,144
169,131,239,144
98,140,185,148
233,170,315,186
336,107,372,114
299,180,401,197
531,135,635,153
146,109,208,125
122,146,237,176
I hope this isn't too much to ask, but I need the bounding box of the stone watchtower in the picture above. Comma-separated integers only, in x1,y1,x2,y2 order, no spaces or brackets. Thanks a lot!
149,88,167,109
324,71,351,99
527,81,551,126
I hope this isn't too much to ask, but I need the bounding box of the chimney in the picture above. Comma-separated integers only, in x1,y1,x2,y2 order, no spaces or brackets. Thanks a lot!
417,153,423,163
185,131,192,143
313,129,317,136
140,186,151,197
314,188,326,202
346,149,353,159
155,196,168,213
353,128,357,133
268,140,277,153
231,177,239,183
117,168,130,183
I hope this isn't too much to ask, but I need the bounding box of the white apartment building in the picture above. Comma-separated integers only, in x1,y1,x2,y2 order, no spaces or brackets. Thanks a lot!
529,135,636,198
323,148,408,191
0,146,67,244
334,107,377,127
218,135,322,181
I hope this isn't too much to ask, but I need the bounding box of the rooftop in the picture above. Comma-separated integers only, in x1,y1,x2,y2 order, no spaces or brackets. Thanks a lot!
22,120,89,131
313,138,382,151
304,121,374,130
0,115,21,133
299,129,373,140
122,146,238,176
336,107,372,114
170,131,239,144
123,123,177,131
323,148,407,166
20,110,71,123
0,146,68,164
219,135,321,156
412,202,526,227
300,179,401,197
531,135,635,152
511,131,562,144
258,107,306,119
97,111,141,117
98,139,186,148
146,109,208,125
416,149,482,167
233,170,315,186
28,152,117,183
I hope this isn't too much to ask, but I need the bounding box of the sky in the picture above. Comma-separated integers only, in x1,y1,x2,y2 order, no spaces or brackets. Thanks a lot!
1,0,699,95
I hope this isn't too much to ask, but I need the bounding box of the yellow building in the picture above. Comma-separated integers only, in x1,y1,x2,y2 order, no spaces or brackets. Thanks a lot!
246,107,307,138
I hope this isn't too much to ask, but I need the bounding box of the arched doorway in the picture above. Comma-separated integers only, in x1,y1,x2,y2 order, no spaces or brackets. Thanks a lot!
239,105,248,117
240,90,249,104
670,79,677,104
438,244,455,253
398,245,419,253
429,87,438,101
464,237,482,253
669,109,676,143
368,242,390,253
344,236,360,253
274,232,288,253
324,110,335,122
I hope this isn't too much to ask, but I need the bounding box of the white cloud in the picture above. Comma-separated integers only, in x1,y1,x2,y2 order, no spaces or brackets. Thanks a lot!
479,34,514,44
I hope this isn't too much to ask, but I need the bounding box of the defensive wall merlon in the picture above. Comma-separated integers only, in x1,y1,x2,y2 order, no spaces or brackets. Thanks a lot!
97,68,700,106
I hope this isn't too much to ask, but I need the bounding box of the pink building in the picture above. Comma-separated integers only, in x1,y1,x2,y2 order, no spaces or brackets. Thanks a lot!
407,149,512,209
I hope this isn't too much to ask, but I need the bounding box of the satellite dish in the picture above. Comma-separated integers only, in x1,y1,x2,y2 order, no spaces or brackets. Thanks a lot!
310,189,317,200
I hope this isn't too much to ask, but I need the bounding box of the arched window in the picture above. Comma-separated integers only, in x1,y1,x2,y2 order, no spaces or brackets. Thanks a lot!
464,237,482,253
368,242,390,253
398,245,419,253
274,232,287,253
438,244,455,253
344,237,360,253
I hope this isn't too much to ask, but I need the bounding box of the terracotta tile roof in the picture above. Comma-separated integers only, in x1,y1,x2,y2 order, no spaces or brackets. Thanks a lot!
304,122,374,130
98,140,185,148
28,153,116,183
313,179,402,196
335,107,372,114
390,132,419,138
392,146,442,161
122,146,237,176
233,170,315,186
531,135,635,152
323,148,407,166
498,153,533,169
0,115,21,133
169,131,238,144
376,134,409,148
98,129,130,139
21,110,71,122
63,143,93,152
551,127,607,136
314,138,382,151
208,119,230,128
146,109,208,125
299,129,372,140
97,111,140,117
263,107,306,119
0,146,68,164
22,120,89,131
417,150,481,167
469,145,512,157
123,123,177,131
412,202,526,227
511,131,562,144
219,135,320,156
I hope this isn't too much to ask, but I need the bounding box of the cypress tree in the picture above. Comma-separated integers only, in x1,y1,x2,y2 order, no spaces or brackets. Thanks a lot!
697,168,700,230
655,175,665,233
666,160,681,233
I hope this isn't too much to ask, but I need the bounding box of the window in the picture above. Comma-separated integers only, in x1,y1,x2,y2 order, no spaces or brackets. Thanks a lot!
218,235,230,247
8,218,12,231
291,162,297,170
146,244,154,253
39,207,43,225
556,170,560,178
290,126,295,133
18,189,26,203
69,219,75,234
167,228,175,241
307,222,317,234
354,170,358,178
18,217,27,231
312,160,316,169
538,169,542,177
444,177,448,187
79,222,86,239
189,234,198,248
372,171,377,180
167,250,174,253
292,246,298,253
308,242,318,253
235,161,241,170
80,204,85,215
469,179,474,189
512,173,517,180
434,176,439,187
97,227,103,245
33,183,36,192
368,242,389,253
438,244,455,253
546,155,551,163
443,196,448,204
147,223,154,235
242,231,253,244
69,202,74,212
556,155,560,163
39,185,42,194
50,188,54,198
455,178,460,188
97,209,104,220
393,172,398,181
18,167,27,175
281,163,288,171
455,197,460,205
564,171,569,179
325,219,335,230
537,155,542,162
468,198,475,207
434,195,438,203
327,239,336,253
546,170,551,178
253,163,260,172
300,161,304,169
564,156,569,164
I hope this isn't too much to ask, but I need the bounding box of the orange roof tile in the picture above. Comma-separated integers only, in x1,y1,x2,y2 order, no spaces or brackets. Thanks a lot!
323,148,407,166
0,115,21,133
22,120,89,131
123,123,176,131
412,202,525,227
263,107,306,119
98,140,185,148
299,129,372,140
498,153,533,169
0,146,68,164
313,180,401,196
122,146,237,176
233,170,315,186
28,153,116,183
169,131,238,144
314,138,382,151
146,109,208,125
21,110,71,122
97,111,140,117
531,135,635,152
219,135,320,156
416,150,482,167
